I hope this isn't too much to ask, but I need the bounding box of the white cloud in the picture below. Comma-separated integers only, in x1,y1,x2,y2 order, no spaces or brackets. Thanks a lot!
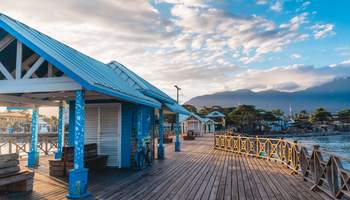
270,1,283,12
256,0,268,5
290,53,301,59
0,0,335,102
170,5,309,64
311,23,335,39
225,61,350,92
302,1,311,8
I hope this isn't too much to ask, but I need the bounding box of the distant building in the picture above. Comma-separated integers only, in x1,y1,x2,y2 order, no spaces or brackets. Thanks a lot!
0,111,28,133
312,123,335,133
206,111,226,130
180,113,215,136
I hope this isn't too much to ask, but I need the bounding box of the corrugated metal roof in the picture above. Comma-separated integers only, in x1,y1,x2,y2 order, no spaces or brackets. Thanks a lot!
108,61,175,104
164,103,190,115
0,14,161,108
108,61,190,114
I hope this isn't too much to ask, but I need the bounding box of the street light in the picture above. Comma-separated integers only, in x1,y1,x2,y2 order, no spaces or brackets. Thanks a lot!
174,85,181,103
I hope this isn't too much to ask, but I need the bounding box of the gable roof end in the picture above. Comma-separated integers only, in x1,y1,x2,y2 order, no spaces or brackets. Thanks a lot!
0,14,160,108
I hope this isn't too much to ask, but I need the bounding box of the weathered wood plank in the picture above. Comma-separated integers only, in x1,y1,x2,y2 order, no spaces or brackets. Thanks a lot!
1,135,333,200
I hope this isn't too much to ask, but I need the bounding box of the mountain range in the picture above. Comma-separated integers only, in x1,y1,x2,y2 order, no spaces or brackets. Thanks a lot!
186,77,350,113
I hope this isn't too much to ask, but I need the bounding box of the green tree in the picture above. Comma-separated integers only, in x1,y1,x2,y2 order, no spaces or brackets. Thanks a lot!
338,109,350,123
260,111,277,121
228,105,258,134
271,109,284,117
198,106,213,116
182,104,198,114
311,108,332,124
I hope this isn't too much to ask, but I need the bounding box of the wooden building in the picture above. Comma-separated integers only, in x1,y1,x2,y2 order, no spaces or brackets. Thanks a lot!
0,13,189,198
180,113,215,136
206,111,226,130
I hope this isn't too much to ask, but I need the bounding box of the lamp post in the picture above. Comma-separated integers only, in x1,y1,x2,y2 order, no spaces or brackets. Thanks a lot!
174,85,181,152
174,85,181,103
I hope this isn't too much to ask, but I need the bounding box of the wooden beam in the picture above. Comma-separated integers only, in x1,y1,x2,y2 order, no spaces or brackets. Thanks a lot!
22,91,114,101
0,77,81,93
11,54,39,77
21,54,39,78
0,35,15,52
0,62,14,80
48,63,53,77
0,94,60,107
22,57,45,79
16,41,22,80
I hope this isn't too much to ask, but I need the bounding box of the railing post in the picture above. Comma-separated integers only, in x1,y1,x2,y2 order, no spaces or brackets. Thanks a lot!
238,135,241,153
8,138,12,154
329,155,340,197
292,140,298,170
28,107,39,168
256,136,259,157
311,144,321,191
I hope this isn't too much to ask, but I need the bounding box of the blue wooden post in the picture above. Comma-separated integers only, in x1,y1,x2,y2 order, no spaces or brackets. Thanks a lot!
135,106,143,169
157,109,164,160
175,113,181,152
27,107,39,168
55,103,65,159
67,90,90,199
68,101,75,146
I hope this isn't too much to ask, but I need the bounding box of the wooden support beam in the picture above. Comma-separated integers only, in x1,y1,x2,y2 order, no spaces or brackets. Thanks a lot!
0,62,14,80
0,77,81,93
16,41,22,80
22,91,114,101
48,63,53,77
0,35,15,52
0,94,60,107
22,54,39,78
11,54,39,77
23,57,45,79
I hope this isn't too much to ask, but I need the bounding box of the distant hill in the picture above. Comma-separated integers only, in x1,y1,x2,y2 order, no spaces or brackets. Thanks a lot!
186,77,350,113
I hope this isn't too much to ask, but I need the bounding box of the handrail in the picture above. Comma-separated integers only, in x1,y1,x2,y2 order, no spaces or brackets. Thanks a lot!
214,134,350,199
0,133,68,155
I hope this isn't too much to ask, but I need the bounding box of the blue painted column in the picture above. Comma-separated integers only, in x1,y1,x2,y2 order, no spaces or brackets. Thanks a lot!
67,90,90,199
28,107,39,168
175,113,181,152
55,103,65,159
68,101,75,146
135,107,144,169
157,109,165,160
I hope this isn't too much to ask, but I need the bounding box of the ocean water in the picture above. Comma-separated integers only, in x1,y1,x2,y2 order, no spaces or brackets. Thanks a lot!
290,133,350,170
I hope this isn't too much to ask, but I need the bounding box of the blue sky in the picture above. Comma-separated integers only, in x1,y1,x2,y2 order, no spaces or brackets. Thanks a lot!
1,0,350,103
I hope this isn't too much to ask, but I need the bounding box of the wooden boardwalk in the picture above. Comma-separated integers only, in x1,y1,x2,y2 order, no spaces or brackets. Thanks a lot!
1,135,331,200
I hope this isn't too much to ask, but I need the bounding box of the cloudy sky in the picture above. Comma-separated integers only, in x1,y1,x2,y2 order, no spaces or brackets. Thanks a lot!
1,0,350,103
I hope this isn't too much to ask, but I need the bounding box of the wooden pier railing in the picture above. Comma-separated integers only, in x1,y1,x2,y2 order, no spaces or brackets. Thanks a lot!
214,134,350,199
0,133,66,155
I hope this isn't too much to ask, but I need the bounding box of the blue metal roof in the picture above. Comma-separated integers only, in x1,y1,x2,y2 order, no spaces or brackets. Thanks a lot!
206,111,225,118
108,61,190,115
180,112,206,123
0,14,161,108
164,103,191,115
108,61,175,104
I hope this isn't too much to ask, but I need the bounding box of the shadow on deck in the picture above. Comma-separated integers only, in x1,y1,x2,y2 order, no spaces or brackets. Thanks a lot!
1,135,331,200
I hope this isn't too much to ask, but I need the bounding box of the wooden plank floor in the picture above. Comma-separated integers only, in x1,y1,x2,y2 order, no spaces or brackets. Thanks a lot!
1,135,331,200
